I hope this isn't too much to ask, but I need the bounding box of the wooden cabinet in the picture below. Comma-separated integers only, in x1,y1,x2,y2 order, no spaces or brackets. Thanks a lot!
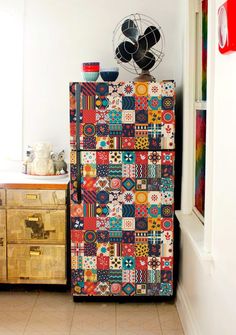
0,181,68,284
0,189,5,206
7,189,66,207
7,244,66,283
0,208,6,281
7,209,66,243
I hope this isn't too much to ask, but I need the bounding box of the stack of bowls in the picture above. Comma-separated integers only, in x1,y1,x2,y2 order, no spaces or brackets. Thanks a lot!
82,62,100,82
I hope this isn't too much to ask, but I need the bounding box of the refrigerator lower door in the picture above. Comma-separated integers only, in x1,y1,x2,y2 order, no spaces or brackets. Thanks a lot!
70,150,174,297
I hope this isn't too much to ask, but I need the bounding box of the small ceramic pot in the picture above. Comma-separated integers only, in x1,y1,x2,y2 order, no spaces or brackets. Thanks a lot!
100,67,119,81
82,62,100,72
82,71,99,82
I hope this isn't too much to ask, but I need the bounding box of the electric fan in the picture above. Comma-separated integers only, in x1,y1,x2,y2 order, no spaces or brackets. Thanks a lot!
113,13,165,81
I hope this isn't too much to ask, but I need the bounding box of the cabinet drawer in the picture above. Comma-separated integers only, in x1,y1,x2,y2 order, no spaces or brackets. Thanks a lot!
0,210,6,281
0,189,5,207
7,189,66,207
7,244,66,282
7,209,65,243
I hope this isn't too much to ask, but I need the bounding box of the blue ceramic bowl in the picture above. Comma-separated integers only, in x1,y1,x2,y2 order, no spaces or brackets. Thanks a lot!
82,71,99,82
100,67,119,82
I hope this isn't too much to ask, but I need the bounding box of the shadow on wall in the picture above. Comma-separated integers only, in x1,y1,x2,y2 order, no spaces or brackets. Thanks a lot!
173,86,183,297
175,87,183,211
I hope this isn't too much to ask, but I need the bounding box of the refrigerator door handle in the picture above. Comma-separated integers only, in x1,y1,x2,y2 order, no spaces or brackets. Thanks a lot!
75,83,82,204
75,83,81,152
76,150,82,203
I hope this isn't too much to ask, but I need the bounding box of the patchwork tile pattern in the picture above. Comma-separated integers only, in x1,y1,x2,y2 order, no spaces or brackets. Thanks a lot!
70,150,175,296
70,81,175,150
70,81,175,297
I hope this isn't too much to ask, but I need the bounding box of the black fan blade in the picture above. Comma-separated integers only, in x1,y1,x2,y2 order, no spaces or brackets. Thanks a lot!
121,19,139,43
133,46,146,62
144,26,161,49
137,34,148,51
115,41,136,63
133,51,156,71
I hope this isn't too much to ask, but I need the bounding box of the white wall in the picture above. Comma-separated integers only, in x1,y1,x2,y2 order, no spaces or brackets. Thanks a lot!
23,0,184,158
177,0,236,334
0,0,24,168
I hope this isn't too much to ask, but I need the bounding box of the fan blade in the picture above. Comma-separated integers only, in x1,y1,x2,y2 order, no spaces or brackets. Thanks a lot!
133,46,146,62
144,26,161,49
121,19,139,43
133,51,156,71
137,34,148,51
115,41,136,63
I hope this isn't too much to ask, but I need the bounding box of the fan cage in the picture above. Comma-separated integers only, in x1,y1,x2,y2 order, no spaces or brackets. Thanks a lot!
113,13,165,75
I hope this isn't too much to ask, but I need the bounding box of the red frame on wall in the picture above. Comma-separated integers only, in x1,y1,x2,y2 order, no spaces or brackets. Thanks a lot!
218,0,236,54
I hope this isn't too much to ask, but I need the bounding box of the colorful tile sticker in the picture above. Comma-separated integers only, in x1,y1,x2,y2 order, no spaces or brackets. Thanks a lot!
69,81,175,297
70,81,175,150
70,150,175,297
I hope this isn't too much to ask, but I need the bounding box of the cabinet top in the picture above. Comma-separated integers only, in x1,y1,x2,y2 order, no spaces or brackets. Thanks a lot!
0,172,69,190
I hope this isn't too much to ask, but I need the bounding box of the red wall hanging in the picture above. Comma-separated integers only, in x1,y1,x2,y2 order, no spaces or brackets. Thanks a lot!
218,0,236,54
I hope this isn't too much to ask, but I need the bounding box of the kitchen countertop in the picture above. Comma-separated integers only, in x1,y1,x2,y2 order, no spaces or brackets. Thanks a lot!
0,171,69,186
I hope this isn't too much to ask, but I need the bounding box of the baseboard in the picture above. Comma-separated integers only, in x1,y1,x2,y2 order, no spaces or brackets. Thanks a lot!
176,282,201,335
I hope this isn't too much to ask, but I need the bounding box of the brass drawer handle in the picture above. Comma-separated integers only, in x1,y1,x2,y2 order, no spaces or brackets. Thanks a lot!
26,194,39,200
27,216,39,222
29,246,41,256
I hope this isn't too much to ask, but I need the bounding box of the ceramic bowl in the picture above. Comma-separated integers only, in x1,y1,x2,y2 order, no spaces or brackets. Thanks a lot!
82,62,100,72
100,67,119,81
82,71,99,82
83,66,100,72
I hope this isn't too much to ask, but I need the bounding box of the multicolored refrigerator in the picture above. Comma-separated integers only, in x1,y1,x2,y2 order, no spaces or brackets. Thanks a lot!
69,81,175,297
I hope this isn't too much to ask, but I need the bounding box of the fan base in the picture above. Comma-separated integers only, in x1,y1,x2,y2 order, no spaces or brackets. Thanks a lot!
134,70,156,82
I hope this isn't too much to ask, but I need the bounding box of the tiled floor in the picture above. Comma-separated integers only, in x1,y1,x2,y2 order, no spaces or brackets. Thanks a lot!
0,291,184,335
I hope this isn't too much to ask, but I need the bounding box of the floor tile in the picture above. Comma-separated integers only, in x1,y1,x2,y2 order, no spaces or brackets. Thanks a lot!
24,332,70,335
157,302,183,331
0,291,185,335
117,303,162,335
33,291,72,311
162,331,184,335
116,302,157,312
0,292,38,335
0,310,29,335
0,291,38,310
70,303,116,335
24,311,74,335
24,292,74,335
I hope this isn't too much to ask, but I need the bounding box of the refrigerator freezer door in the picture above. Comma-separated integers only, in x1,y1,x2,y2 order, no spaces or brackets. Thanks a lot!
69,81,175,151
70,150,174,297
